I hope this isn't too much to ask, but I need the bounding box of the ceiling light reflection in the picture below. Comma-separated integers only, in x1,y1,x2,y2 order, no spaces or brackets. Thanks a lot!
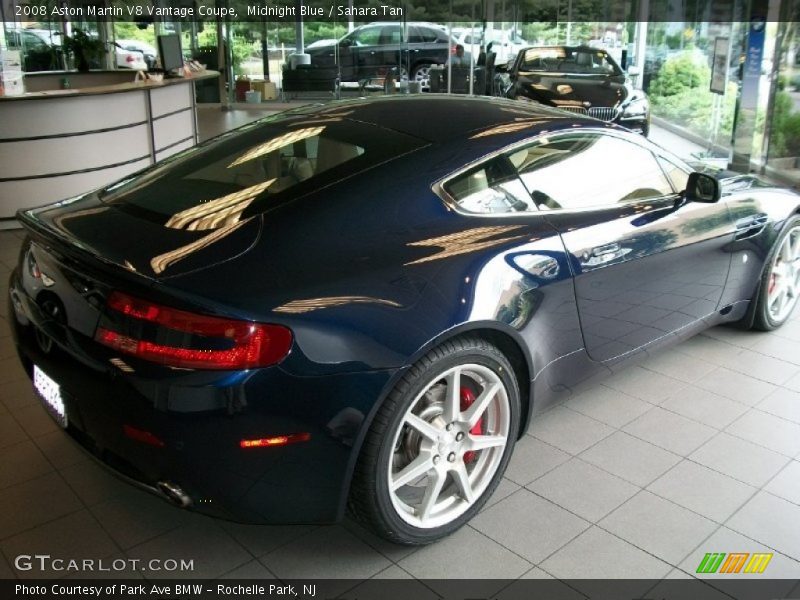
165,180,275,231
273,296,402,314
405,225,528,265
228,126,325,168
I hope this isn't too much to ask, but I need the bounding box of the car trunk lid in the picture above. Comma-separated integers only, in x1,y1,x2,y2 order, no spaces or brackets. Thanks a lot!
19,192,263,281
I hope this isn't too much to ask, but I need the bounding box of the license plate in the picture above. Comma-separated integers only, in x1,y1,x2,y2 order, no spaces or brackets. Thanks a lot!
33,366,67,428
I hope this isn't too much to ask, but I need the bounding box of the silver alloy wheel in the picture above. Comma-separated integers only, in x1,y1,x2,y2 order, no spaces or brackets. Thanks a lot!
767,225,800,323
412,65,432,90
387,363,510,529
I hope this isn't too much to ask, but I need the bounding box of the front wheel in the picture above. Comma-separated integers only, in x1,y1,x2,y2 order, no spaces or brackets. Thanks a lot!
349,337,519,545
753,216,800,330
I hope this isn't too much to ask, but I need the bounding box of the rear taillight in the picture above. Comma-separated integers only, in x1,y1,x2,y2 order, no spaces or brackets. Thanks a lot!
95,291,292,370
450,45,457,55
125,54,136,63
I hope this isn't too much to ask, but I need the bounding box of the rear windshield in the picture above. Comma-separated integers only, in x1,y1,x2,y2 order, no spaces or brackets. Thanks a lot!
100,116,425,230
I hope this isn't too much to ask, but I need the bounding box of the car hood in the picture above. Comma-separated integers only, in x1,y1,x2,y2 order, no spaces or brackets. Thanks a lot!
515,73,629,109
18,192,262,282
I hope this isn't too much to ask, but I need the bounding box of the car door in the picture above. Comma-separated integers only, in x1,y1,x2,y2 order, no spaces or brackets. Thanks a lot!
507,130,734,363
373,24,404,78
324,27,371,81
339,24,392,80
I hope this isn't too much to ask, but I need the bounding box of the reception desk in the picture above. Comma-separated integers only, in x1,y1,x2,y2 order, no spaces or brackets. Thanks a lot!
0,70,219,226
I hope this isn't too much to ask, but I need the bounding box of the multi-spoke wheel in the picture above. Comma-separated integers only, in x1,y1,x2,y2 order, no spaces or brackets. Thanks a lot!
411,63,434,91
754,217,800,330
350,337,519,545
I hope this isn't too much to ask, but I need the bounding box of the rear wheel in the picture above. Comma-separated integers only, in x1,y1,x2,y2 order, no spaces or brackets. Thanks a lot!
753,217,800,330
350,337,519,545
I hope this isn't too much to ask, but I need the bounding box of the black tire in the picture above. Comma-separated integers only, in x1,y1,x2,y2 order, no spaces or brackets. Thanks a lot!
752,215,800,331
349,336,520,545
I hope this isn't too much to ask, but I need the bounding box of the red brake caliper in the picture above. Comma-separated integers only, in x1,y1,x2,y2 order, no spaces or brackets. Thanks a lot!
769,272,777,295
460,387,484,464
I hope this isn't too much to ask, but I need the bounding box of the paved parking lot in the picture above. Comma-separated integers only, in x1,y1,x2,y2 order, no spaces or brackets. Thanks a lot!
1,225,799,592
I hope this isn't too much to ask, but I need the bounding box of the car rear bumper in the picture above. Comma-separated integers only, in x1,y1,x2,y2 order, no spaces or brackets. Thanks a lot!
8,269,395,525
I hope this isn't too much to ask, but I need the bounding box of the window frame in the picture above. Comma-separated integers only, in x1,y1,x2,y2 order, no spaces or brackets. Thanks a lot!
433,127,693,218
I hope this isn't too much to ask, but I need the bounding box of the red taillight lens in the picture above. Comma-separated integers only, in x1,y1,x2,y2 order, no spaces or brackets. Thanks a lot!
450,45,457,55
96,291,292,370
125,54,135,63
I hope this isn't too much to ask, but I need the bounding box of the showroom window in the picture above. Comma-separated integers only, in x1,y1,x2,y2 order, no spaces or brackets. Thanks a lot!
509,133,673,210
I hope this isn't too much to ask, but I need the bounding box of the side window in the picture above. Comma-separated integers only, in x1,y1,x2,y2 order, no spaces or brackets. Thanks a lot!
508,133,673,211
444,157,535,214
352,27,381,47
378,25,402,45
22,32,47,50
658,156,691,193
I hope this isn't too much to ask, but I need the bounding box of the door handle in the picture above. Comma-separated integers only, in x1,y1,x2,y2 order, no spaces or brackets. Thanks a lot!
590,243,621,257
734,213,768,240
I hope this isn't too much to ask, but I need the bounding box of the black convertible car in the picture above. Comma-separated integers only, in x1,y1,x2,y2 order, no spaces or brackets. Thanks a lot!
499,45,650,135
8,96,800,545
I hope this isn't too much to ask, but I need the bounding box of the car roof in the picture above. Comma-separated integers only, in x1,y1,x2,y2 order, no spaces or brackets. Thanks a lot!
354,21,446,30
522,45,610,53
282,95,582,144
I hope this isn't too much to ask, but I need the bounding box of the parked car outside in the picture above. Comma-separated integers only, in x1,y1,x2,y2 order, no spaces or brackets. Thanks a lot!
5,28,64,71
306,38,338,49
498,45,651,136
114,42,149,70
294,21,454,89
116,39,157,70
9,96,800,546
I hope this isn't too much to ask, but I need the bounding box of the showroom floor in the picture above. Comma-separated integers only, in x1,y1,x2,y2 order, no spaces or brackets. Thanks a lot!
0,111,798,594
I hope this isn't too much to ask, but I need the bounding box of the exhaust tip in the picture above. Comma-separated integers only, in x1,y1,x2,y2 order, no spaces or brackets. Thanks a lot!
157,481,192,508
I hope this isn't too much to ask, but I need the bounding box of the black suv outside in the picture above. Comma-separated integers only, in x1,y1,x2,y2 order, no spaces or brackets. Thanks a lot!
287,22,453,90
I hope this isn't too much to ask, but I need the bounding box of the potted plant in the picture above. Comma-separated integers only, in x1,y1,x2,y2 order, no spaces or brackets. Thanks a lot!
63,29,104,72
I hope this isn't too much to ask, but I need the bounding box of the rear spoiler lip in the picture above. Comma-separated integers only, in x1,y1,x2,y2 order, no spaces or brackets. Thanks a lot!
16,206,158,284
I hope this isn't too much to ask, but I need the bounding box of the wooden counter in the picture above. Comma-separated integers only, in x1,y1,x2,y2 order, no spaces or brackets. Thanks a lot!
0,70,219,225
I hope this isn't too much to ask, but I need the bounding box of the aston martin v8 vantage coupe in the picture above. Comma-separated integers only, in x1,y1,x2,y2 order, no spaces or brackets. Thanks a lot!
8,96,800,545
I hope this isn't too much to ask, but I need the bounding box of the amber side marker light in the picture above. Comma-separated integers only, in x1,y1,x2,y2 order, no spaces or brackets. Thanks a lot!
240,432,311,449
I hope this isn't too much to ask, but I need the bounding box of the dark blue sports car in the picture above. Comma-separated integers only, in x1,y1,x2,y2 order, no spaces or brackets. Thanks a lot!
8,96,800,545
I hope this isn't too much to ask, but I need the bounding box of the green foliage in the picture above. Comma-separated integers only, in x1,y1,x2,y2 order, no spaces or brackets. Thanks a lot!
648,51,710,97
648,50,735,141
112,23,155,45
768,91,800,158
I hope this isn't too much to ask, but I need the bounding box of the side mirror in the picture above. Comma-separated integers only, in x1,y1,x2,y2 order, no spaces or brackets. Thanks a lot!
684,172,720,203
339,39,352,48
